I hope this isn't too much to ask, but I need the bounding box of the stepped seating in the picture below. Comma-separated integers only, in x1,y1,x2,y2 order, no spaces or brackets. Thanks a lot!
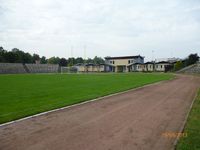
25,64,59,73
177,63,200,74
0,63,26,74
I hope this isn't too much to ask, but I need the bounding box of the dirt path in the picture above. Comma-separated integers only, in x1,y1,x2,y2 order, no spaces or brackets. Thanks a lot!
0,75,199,150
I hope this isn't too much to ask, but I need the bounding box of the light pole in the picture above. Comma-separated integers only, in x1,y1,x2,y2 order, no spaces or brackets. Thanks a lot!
152,50,154,62
152,50,155,71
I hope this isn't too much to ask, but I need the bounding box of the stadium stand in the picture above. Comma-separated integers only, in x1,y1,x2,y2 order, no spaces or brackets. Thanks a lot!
25,64,59,73
177,62,200,74
0,63,59,74
0,63,27,74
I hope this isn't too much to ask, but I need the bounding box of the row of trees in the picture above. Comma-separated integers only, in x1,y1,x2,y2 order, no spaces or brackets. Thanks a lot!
0,47,38,64
0,47,105,66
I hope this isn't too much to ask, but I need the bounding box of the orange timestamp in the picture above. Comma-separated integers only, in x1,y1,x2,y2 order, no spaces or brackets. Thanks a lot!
162,132,187,138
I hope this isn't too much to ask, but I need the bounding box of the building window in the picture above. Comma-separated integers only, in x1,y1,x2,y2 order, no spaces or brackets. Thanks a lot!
161,65,162,68
113,61,115,64
110,61,112,64
150,65,151,68
128,60,130,64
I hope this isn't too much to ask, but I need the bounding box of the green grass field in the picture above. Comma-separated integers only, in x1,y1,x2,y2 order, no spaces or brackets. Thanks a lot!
0,73,173,124
176,89,200,150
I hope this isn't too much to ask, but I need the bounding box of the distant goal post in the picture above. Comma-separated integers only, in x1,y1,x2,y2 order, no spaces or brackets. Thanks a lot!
61,66,78,73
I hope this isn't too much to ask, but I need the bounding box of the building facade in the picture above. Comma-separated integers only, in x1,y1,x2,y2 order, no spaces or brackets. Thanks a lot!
154,61,171,72
105,55,144,72
144,62,154,72
75,63,110,72
74,56,174,73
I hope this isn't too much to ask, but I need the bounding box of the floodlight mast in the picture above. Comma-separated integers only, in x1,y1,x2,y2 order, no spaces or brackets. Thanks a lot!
84,45,86,64
71,46,74,66
152,50,154,62
152,50,155,71
84,45,87,72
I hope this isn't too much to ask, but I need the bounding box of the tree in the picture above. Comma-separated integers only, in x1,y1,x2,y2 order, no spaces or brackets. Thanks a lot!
11,48,20,52
68,57,75,66
4,51,16,63
75,57,84,64
33,54,40,63
41,56,47,64
0,47,6,62
48,57,60,64
22,53,33,63
174,61,183,71
93,56,105,64
0,47,33,63
59,58,68,66
0,54,3,62
12,49,25,63
86,58,93,64
185,53,199,66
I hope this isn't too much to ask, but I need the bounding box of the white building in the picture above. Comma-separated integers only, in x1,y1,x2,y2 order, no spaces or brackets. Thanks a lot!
105,55,144,72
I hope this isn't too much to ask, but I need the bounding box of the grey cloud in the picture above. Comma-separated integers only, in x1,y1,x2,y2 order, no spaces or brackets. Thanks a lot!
0,0,199,60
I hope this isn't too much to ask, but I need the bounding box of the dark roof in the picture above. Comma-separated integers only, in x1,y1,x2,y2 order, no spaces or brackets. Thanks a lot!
85,63,95,66
105,55,144,60
99,63,110,66
155,61,170,64
133,63,143,65
75,63,112,67
145,62,154,64
75,63,84,66
85,63,111,66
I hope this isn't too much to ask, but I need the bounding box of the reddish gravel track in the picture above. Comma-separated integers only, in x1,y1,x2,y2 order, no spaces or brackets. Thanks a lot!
0,74,199,150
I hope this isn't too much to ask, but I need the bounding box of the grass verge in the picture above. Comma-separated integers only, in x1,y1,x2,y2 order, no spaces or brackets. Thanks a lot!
176,89,200,150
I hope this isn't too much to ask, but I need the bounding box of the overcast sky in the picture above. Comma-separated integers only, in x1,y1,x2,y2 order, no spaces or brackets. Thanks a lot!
0,0,200,61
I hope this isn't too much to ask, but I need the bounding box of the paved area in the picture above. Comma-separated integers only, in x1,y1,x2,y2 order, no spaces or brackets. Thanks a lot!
0,75,199,150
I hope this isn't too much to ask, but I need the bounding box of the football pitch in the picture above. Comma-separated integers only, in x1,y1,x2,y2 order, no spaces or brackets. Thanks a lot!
0,73,173,124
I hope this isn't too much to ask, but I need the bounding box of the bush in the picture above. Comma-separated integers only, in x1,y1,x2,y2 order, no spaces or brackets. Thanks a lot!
174,61,183,71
